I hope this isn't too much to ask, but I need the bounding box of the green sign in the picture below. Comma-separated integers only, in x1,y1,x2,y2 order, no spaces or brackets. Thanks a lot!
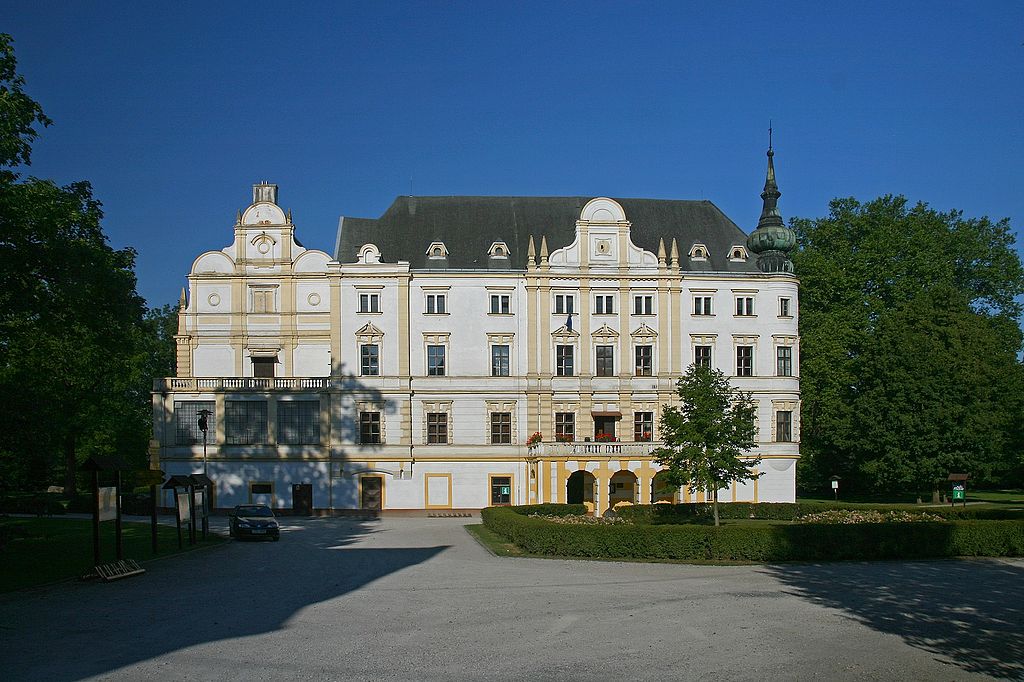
952,484,965,500
501,486,510,495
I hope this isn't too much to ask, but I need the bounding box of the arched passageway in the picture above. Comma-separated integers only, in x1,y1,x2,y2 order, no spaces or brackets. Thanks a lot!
609,470,638,509
651,471,677,503
566,470,596,510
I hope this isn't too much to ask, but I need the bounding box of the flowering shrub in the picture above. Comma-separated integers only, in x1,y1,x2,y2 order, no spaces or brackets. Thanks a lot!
795,510,944,524
526,432,543,447
529,514,631,525
595,433,617,442
555,433,574,443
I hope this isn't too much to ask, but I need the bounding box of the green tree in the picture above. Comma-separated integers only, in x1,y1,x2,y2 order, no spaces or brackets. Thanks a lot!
0,34,158,492
792,195,1024,495
653,365,760,526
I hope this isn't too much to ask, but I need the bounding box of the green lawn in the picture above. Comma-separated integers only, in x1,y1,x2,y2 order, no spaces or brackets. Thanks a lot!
799,490,1024,506
0,517,224,592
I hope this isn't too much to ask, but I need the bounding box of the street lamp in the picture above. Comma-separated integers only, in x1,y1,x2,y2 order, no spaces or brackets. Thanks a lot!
197,409,213,536
197,409,213,476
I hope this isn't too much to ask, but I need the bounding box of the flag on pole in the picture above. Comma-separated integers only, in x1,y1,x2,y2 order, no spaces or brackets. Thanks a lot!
566,312,572,332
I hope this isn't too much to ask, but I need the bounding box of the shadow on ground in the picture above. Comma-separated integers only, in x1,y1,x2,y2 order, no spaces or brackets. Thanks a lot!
0,517,448,680
763,559,1024,679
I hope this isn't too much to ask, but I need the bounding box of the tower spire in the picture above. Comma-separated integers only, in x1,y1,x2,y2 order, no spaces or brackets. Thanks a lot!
746,132,795,273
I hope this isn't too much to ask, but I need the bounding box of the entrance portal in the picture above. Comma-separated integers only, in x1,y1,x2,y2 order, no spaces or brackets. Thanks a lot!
360,476,383,510
566,470,596,509
292,483,313,515
609,470,638,508
651,471,676,504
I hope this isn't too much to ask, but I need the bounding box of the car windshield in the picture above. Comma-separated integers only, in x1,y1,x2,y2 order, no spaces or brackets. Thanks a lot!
235,506,274,517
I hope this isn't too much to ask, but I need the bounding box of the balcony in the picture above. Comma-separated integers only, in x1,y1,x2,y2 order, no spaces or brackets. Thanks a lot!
531,440,661,457
155,377,331,392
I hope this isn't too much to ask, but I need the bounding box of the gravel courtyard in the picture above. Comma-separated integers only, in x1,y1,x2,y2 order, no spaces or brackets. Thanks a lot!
1,516,1020,681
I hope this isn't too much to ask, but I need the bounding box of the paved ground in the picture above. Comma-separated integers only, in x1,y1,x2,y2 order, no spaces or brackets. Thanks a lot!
1,517,1021,681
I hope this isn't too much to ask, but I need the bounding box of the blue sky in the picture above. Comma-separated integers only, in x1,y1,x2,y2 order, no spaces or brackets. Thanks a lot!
5,1,1023,307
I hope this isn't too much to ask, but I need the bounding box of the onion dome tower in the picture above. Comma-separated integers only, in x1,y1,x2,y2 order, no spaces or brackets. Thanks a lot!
746,131,796,273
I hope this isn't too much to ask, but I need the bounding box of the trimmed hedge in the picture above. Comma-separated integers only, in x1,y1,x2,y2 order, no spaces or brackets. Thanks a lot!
615,502,1024,524
481,506,1024,561
508,503,587,517
0,493,67,516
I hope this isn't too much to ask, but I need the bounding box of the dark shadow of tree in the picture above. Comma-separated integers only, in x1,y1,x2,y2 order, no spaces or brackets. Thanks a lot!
0,516,449,680
762,559,1024,678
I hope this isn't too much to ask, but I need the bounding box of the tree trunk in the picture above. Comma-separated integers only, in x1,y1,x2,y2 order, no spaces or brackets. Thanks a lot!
63,434,76,496
712,486,720,527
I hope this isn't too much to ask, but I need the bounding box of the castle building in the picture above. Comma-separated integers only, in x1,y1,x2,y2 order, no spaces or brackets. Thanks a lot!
152,148,799,514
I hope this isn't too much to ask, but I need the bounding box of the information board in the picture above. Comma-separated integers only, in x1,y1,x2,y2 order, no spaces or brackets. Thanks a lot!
98,486,117,522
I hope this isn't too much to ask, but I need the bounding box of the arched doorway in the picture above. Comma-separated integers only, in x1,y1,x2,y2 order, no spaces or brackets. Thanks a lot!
651,471,677,504
566,470,596,509
609,470,638,509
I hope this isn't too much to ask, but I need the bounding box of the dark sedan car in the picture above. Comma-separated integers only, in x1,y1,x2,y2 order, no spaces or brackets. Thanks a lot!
229,504,280,540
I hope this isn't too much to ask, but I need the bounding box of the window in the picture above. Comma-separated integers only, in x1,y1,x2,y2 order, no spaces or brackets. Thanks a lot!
596,345,615,377
490,476,512,505
426,412,448,444
777,346,793,377
252,289,275,313
278,401,319,444
594,294,614,315
693,296,713,315
694,345,712,368
427,345,446,376
736,346,753,377
360,344,379,376
358,292,380,313
225,400,267,445
490,412,512,444
250,482,272,495
359,411,381,444
776,411,793,442
554,294,575,315
489,294,511,315
425,293,446,314
634,412,654,442
635,345,653,376
555,412,575,441
175,401,214,445
491,344,510,377
735,297,754,316
633,295,654,315
779,297,791,317
555,345,574,377
252,356,275,378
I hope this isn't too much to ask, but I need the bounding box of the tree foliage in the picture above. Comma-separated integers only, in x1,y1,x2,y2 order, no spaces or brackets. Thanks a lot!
0,34,171,492
792,195,1024,495
653,365,760,526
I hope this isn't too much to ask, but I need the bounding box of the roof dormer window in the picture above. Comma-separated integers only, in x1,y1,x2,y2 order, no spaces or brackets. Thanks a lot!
427,242,449,259
729,245,749,262
688,243,709,261
488,241,509,258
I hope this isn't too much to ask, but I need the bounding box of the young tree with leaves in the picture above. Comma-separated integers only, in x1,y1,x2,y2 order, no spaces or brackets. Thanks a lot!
653,365,760,526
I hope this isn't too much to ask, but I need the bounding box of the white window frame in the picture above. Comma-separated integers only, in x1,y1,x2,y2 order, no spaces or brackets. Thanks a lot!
358,292,381,314
594,294,615,316
489,293,511,315
693,295,713,316
554,294,575,316
633,294,654,316
425,292,447,315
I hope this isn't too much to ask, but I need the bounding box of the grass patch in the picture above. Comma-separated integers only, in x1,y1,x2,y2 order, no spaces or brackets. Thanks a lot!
0,517,224,592
465,524,526,557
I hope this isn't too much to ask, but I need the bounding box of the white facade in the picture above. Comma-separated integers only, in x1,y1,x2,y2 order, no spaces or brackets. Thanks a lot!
154,181,800,513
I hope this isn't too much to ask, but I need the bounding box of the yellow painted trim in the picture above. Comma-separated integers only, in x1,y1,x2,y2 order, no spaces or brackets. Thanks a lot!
357,474,386,510
424,472,453,509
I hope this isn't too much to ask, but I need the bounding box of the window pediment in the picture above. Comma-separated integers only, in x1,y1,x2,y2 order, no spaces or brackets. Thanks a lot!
355,322,385,343
592,324,619,341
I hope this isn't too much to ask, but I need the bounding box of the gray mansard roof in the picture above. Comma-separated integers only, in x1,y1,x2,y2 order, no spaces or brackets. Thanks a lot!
336,196,758,273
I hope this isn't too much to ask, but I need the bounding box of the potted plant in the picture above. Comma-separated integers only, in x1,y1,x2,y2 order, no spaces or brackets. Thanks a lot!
526,432,543,447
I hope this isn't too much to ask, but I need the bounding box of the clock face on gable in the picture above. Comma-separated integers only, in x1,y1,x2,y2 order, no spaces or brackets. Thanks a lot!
594,238,614,258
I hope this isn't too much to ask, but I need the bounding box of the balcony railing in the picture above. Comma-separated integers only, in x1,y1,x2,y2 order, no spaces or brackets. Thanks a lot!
531,441,661,457
155,377,330,392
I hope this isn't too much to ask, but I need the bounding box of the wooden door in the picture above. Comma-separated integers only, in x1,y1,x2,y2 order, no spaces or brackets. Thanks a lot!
360,476,383,510
292,484,313,515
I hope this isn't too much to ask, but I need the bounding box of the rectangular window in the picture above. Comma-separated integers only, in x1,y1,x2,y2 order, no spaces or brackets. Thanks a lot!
225,400,267,445
594,294,614,315
555,412,575,441
175,401,214,446
252,289,275,313
635,345,653,376
489,294,511,315
735,297,754,316
251,482,272,495
554,294,575,315
736,346,753,377
490,412,512,444
694,345,712,368
358,292,380,313
596,345,615,377
427,412,448,444
427,345,446,376
693,296,713,315
555,345,574,377
491,344,510,377
278,400,320,444
490,476,512,505
359,411,381,444
425,293,446,314
779,297,791,317
360,344,379,376
634,412,654,442
633,295,653,315
777,346,793,377
252,356,275,378
776,411,793,442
